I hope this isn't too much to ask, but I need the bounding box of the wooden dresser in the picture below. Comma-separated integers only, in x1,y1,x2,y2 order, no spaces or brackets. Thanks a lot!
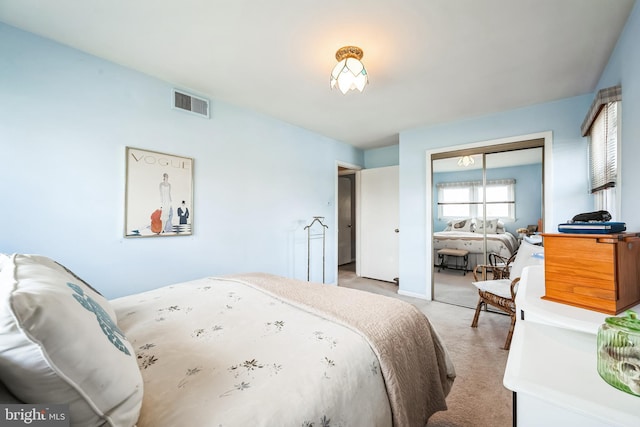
542,232,640,314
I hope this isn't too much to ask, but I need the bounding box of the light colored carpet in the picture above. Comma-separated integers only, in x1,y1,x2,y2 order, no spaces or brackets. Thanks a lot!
338,265,512,427
433,268,479,309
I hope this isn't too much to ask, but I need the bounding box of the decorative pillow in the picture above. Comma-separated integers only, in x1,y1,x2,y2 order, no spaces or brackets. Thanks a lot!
477,218,498,233
451,218,474,232
0,254,143,426
495,220,505,234
0,380,23,404
509,241,545,279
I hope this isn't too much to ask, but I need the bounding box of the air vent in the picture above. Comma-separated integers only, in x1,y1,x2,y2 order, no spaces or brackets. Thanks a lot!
172,89,210,118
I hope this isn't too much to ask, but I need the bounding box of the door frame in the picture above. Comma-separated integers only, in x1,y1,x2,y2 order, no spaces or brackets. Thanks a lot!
424,131,554,300
337,174,356,266
335,161,362,284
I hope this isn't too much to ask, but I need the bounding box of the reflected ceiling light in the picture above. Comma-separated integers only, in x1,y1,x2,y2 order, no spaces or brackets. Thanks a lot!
330,46,369,94
458,156,475,167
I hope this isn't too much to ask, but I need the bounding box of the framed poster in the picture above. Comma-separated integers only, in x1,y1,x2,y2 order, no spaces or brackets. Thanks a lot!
125,147,193,237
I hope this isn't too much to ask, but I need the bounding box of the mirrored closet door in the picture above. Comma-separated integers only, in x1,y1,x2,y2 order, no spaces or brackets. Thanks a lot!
432,141,544,308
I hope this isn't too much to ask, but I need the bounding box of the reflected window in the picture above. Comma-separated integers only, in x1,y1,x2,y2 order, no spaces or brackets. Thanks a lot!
477,179,516,220
438,179,515,221
440,186,473,218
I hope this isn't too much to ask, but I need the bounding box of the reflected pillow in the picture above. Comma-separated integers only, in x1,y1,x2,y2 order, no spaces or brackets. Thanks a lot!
451,218,474,232
477,218,498,234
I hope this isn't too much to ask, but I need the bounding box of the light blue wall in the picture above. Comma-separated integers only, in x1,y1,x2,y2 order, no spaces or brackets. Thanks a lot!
432,163,543,235
3,1,639,301
595,1,640,231
0,24,363,299
399,1,640,299
364,144,399,168
398,95,592,297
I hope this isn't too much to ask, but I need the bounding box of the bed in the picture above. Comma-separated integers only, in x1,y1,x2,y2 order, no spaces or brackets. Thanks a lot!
433,218,519,271
0,254,456,427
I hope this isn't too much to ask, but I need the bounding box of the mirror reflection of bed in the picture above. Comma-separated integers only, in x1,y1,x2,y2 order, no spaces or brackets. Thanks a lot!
432,143,544,309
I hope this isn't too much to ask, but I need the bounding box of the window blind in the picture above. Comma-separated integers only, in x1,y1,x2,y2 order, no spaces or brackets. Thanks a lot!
581,85,620,195
588,101,618,193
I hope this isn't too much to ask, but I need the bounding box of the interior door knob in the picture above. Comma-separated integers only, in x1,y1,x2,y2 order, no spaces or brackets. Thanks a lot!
395,228,399,233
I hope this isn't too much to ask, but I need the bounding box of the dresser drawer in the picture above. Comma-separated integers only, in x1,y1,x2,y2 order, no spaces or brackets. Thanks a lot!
542,233,640,314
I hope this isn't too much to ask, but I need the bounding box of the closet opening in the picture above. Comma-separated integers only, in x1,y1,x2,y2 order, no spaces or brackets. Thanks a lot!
431,138,545,308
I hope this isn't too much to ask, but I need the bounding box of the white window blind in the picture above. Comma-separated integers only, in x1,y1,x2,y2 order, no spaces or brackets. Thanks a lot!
581,85,621,215
588,101,618,193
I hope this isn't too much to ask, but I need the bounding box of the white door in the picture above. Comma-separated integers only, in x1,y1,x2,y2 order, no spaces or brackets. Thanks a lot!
338,175,353,265
359,165,399,282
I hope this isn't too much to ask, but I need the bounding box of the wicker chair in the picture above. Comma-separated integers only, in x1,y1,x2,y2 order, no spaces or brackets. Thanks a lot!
484,252,517,280
470,242,543,350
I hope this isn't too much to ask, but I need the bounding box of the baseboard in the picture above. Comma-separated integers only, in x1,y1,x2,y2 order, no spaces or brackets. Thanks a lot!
398,289,430,300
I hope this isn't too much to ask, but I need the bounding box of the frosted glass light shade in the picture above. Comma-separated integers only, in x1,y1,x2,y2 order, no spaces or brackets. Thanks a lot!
457,156,475,167
330,46,369,94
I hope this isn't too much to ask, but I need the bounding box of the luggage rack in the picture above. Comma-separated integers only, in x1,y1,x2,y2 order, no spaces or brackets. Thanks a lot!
304,216,328,283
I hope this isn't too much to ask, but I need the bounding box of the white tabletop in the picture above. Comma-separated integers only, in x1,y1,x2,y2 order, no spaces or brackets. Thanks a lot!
504,320,640,427
505,265,640,426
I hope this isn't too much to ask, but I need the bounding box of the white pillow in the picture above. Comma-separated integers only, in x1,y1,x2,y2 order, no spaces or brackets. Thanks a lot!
0,381,23,404
477,218,498,233
0,254,143,426
451,218,474,232
509,241,545,279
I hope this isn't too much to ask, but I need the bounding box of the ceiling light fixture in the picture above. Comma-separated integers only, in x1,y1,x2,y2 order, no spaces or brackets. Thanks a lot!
458,156,475,167
330,46,369,94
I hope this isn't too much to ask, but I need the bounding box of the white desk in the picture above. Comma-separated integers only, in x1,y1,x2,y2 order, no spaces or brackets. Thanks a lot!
504,265,640,427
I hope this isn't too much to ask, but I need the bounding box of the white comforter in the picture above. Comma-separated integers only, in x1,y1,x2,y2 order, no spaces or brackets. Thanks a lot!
112,276,393,427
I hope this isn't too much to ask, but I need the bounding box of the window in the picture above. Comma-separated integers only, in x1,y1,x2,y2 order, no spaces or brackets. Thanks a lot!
437,179,515,221
582,85,621,218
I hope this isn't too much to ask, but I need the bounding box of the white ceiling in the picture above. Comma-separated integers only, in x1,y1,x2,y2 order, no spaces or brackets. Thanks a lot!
0,0,635,149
